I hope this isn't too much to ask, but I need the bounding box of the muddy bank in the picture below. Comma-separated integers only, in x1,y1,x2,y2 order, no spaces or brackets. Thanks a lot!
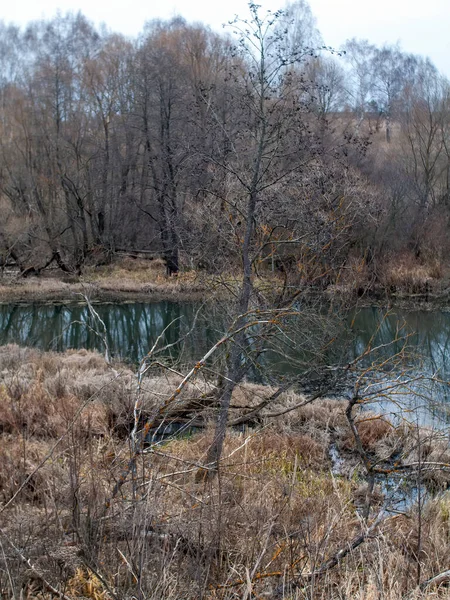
3,274,450,310
0,280,208,304
3,275,450,312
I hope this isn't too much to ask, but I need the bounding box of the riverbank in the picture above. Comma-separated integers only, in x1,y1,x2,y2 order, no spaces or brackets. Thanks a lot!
0,346,449,598
2,255,450,308
0,258,282,304
0,258,210,304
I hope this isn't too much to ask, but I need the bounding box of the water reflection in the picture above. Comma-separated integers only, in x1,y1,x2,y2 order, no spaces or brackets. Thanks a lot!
0,302,222,363
2,303,450,372
350,307,450,424
351,308,450,374
350,308,450,381
1,302,450,423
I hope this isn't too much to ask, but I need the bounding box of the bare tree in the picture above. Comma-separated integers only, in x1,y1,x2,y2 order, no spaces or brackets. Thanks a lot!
199,3,350,470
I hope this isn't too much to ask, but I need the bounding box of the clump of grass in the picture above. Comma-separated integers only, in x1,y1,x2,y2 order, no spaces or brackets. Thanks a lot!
380,252,442,294
85,256,206,291
65,567,112,599
85,256,166,284
0,346,114,438
341,415,393,452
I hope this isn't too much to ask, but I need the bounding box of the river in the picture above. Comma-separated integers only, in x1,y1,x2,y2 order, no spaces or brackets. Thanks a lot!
0,301,449,424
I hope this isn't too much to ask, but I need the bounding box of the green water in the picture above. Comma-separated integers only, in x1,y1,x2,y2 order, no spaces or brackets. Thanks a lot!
350,307,450,424
0,302,448,370
0,302,220,362
0,301,343,368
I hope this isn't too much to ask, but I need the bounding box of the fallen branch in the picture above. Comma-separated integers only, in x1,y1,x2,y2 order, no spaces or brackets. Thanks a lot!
104,316,274,508
419,569,450,591
304,512,397,579
0,527,73,600
212,502,400,591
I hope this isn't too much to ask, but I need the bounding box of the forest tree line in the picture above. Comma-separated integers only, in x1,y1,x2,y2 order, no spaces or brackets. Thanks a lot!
0,1,449,286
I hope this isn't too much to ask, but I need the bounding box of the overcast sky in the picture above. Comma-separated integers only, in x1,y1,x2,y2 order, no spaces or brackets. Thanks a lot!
1,0,449,77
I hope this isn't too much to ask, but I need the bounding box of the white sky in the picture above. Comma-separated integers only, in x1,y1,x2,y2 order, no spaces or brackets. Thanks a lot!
1,0,450,77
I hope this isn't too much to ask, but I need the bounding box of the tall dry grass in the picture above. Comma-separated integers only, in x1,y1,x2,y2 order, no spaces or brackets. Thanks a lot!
0,345,449,599
380,252,444,295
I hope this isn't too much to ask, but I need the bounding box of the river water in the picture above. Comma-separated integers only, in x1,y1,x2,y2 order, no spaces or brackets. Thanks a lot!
0,301,449,424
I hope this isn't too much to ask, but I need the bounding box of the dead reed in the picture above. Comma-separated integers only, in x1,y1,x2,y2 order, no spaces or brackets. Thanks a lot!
0,346,449,599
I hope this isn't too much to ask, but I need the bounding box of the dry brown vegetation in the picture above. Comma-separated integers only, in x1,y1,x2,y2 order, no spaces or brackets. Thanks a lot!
0,257,212,304
0,346,449,598
3,249,450,309
0,256,293,306
2,252,450,308
378,253,447,296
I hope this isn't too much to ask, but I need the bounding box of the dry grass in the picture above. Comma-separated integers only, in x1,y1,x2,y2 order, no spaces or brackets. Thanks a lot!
380,252,444,295
341,415,393,452
2,251,450,305
0,257,210,303
0,346,449,599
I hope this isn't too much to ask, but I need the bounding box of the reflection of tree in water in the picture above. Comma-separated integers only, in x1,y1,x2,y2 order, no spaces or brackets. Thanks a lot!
350,308,450,421
0,302,225,364
1,303,450,417
352,309,450,381
0,304,18,340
